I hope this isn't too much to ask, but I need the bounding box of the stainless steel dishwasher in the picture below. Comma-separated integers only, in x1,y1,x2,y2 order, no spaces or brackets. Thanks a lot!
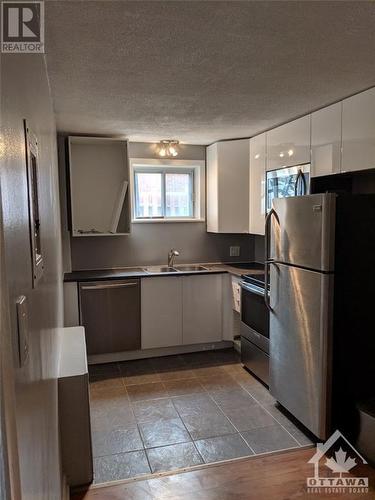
79,279,141,355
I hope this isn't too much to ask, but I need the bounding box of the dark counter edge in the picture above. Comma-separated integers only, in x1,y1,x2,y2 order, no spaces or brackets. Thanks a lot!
63,262,264,283
64,269,227,282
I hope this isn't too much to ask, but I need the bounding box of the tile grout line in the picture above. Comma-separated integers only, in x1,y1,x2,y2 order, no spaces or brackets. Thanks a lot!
134,357,216,469
236,379,303,447
197,376,257,455
127,372,198,472
122,372,154,476
90,356,305,481
168,383,207,464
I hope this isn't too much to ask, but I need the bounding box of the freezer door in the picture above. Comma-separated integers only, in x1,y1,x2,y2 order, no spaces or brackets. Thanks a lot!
270,194,336,272
269,263,333,439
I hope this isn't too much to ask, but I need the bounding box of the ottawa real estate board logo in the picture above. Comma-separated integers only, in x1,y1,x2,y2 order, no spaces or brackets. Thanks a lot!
1,1,44,53
307,430,369,495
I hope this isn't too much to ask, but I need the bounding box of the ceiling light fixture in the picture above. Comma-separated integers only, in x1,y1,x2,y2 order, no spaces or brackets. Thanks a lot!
158,140,179,158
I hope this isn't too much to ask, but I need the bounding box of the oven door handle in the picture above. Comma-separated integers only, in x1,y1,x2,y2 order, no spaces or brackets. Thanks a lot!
240,281,265,297
264,207,278,312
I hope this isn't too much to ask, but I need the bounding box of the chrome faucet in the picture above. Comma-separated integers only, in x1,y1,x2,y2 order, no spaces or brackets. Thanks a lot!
168,249,180,267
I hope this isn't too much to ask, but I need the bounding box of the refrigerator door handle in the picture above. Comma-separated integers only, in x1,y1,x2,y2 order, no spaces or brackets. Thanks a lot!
264,207,278,311
294,168,307,196
294,169,301,196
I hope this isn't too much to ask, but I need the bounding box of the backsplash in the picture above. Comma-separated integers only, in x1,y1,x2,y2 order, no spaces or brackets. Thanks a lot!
70,222,255,270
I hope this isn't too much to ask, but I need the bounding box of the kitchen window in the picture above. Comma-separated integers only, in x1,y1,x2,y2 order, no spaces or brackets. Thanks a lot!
130,159,205,222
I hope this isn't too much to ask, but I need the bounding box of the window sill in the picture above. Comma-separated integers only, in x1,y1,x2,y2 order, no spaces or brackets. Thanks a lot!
132,218,205,224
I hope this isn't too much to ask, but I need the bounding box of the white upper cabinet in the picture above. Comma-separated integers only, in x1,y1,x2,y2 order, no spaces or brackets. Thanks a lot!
311,102,342,177
342,87,375,172
68,137,130,236
249,133,266,235
207,139,250,233
266,115,311,171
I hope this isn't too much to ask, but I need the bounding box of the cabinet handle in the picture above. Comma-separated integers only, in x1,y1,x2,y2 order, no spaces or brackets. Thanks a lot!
81,283,138,290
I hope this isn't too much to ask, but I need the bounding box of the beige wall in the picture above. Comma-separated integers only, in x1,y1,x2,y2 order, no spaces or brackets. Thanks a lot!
1,54,64,499
59,139,255,271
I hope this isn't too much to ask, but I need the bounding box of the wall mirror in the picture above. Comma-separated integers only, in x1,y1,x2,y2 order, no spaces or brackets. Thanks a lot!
68,137,131,236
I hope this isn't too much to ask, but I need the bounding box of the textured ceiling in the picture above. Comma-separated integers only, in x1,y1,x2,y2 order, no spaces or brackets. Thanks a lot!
45,1,375,145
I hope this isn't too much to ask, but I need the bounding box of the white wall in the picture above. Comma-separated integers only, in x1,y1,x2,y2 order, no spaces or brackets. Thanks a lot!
1,54,64,499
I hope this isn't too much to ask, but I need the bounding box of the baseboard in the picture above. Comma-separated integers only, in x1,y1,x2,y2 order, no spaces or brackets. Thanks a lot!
88,341,233,364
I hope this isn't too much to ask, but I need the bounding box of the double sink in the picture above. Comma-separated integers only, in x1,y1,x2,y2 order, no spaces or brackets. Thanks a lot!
143,265,209,274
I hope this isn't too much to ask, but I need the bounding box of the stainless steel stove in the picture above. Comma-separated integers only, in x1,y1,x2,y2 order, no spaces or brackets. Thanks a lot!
240,271,270,385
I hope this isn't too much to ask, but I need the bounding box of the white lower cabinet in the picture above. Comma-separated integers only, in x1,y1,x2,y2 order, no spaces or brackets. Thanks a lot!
141,277,183,349
182,274,223,345
141,274,224,349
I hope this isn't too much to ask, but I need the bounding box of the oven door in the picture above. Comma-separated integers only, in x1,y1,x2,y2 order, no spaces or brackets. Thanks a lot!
240,281,269,353
266,163,310,213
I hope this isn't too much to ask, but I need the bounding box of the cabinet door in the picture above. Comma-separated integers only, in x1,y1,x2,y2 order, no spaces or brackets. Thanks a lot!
79,280,140,355
342,87,375,172
182,275,222,344
266,115,311,171
311,103,342,177
249,133,266,235
141,277,183,349
206,143,219,233
206,140,250,233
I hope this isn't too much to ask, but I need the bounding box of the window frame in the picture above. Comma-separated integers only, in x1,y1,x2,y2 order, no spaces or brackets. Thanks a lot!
129,159,205,223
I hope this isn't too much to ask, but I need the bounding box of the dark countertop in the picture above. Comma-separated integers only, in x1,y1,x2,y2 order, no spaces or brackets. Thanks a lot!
64,261,264,283
203,262,264,278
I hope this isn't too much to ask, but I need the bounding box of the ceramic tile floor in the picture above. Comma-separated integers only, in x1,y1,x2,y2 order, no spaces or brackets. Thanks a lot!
89,349,315,484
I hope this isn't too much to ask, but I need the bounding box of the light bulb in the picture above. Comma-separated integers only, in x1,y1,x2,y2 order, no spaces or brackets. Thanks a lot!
169,146,177,157
159,147,166,157
279,152,284,158
288,149,294,157
254,153,260,159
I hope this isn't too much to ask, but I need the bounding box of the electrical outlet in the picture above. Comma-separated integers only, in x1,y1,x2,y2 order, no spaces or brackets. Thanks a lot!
230,246,240,257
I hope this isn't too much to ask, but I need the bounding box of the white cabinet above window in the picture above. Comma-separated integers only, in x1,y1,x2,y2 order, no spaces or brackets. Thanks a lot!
266,115,311,171
206,139,250,233
311,102,342,177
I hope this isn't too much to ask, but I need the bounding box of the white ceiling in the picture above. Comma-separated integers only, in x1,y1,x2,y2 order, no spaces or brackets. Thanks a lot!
45,1,375,145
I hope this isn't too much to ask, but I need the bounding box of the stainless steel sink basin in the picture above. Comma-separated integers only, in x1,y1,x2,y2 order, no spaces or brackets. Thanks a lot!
144,266,178,273
174,265,208,272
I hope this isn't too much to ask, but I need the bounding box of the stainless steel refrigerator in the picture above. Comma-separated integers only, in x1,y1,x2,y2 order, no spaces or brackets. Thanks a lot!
265,193,375,440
